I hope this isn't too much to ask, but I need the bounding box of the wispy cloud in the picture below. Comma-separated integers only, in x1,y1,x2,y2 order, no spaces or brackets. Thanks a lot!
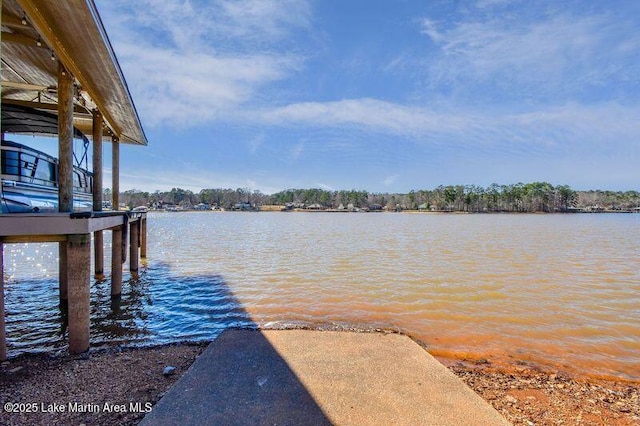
106,166,282,194
248,134,265,155
316,183,335,191
419,7,640,102
254,97,640,154
383,175,398,187
96,0,310,127
289,142,305,161
257,98,472,137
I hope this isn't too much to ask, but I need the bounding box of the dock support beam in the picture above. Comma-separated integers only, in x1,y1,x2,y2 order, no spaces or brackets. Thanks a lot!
94,231,104,278
0,244,6,361
140,217,147,259
59,243,68,300
111,226,123,297
112,137,119,211
67,234,90,354
58,62,75,301
130,220,139,276
93,110,104,278
58,62,74,213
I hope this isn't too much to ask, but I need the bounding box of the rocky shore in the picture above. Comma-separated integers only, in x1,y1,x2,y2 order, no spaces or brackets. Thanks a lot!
0,342,638,426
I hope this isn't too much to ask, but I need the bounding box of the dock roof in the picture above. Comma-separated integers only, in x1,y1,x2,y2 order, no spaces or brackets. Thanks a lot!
1,0,147,145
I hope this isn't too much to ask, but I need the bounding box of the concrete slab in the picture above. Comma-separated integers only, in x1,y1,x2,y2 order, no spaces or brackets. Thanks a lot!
140,330,510,425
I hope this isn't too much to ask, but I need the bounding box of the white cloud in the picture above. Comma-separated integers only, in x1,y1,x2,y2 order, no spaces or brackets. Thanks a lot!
420,18,444,44
218,0,311,42
420,9,640,100
254,97,640,155
248,134,265,155
290,142,305,161
95,0,310,128
258,98,472,138
316,183,335,191
116,44,301,126
383,175,398,187
106,166,281,194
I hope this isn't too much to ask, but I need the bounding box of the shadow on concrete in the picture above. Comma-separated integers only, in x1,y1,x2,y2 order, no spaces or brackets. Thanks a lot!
121,261,332,425
141,329,332,425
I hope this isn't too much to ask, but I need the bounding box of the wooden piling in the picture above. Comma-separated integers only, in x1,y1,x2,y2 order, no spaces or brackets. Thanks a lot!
57,62,74,213
140,217,147,258
111,226,123,297
67,234,91,354
94,231,104,278
59,242,68,300
93,110,104,277
112,137,119,210
58,62,74,299
0,244,6,361
130,220,139,275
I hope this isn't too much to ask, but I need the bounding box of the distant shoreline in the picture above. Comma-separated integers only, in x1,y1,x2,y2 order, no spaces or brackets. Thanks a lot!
144,207,640,214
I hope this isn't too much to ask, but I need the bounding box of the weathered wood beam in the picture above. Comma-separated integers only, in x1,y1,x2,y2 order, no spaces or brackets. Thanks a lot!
1,81,50,91
129,220,139,275
1,235,67,244
59,242,68,300
0,31,47,48
92,110,103,211
67,234,90,353
1,14,29,29
94,231,104,278
1,98,91,116
111,226,123,297
140,217,147,259
57,62,74,213
93,110,104,277
112,136,119,210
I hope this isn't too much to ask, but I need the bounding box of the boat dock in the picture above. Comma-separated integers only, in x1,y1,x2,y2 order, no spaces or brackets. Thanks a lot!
140,329,510,425
0,211,147,358
1,0,149,359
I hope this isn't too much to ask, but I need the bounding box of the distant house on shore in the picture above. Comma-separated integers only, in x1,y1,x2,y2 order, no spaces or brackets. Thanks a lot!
194,203,210,211
306,203,324,210
233,202,252,211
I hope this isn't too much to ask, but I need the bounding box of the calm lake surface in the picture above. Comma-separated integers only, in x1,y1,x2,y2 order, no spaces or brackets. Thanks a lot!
4,212,640,381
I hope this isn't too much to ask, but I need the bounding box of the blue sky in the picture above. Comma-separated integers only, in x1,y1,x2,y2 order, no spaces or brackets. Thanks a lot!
44,1,640,192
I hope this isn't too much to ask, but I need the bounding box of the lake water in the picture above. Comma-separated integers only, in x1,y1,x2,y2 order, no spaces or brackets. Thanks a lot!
3,212,639,381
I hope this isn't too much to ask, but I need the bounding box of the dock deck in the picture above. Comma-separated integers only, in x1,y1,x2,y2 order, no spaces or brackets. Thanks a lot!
0,212,147,359
140,329,510,425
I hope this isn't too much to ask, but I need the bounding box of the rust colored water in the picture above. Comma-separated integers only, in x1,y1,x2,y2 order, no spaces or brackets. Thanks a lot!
3,212,639,381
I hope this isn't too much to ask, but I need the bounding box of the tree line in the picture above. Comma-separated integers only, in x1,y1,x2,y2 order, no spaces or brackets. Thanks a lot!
112,183,640,213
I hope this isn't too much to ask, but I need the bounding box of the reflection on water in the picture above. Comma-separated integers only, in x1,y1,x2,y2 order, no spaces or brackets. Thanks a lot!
3,212,640,381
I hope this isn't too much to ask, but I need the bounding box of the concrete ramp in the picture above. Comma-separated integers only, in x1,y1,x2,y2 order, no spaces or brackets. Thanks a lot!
141,330,510,425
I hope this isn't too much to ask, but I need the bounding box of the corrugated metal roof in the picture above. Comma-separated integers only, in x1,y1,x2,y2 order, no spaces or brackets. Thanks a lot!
1,0,147,145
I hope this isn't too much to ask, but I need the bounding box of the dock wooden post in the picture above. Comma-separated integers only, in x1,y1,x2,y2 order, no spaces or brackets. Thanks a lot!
0,244,6,361
59,243,68,300
130,220,139,275
140,216,147,259
112,137,119,210
111,226,123,297
94,231,104,278
58,62,74,213
58,62,74,301
67,234,91,354
93,110,104,277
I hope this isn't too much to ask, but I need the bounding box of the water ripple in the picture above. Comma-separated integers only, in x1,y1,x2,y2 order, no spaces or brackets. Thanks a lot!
3,212,640,380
